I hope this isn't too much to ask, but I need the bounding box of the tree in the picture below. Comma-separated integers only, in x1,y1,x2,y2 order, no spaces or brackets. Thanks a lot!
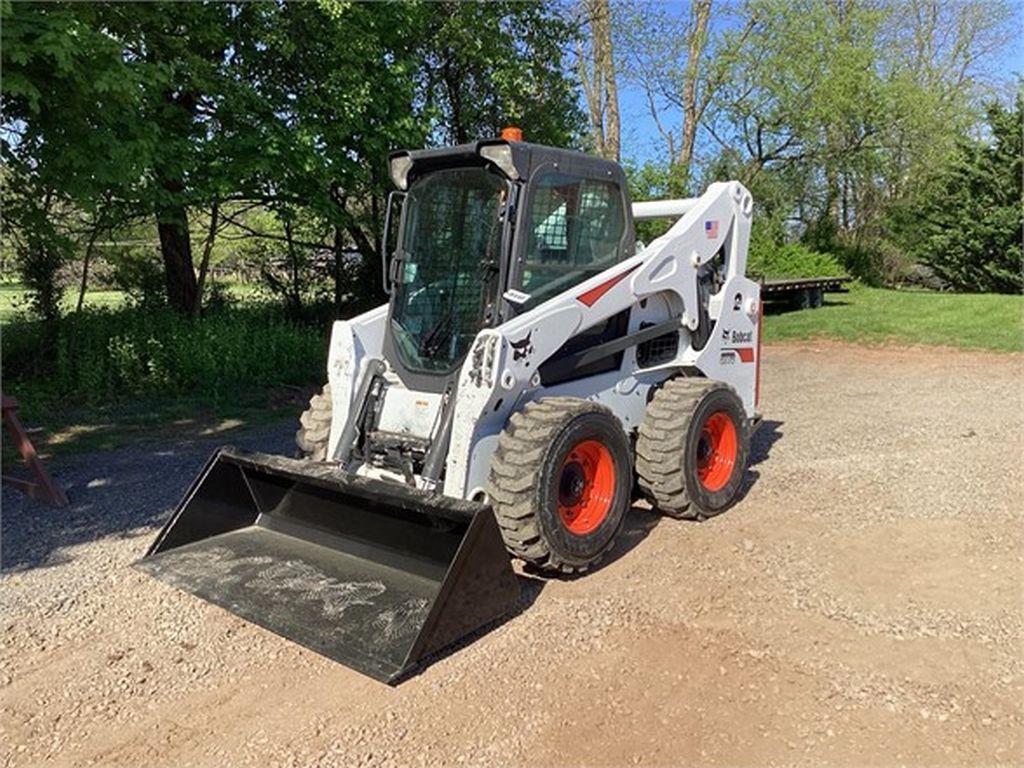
904,96,1022,293
578,0,621,160
99,3,276,315
617,0,747,193
422,1,585,147
269,0,586,310
693,0,1016,282
2,2,150,322
676,0,712,178
239,0,426,312
4,0,588,321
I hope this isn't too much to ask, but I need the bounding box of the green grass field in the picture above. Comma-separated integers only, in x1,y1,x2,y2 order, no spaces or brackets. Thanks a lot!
763,284,1022,352
4,282,1020,351
0,282,267,321
0,283,126,321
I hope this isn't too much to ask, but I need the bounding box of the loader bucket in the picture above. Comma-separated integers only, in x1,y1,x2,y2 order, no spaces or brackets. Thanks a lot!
136,448,519,683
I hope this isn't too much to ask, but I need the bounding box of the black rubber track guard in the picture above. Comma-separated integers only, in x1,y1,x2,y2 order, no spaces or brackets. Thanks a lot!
136,448,520,684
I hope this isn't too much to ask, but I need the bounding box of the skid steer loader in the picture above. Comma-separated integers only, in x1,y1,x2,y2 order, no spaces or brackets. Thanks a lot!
138,131,761,683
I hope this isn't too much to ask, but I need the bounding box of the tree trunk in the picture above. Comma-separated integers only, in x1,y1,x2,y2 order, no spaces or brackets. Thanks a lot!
66,223,104,367
75,225,101,314
596,0,620,162
580,0,620,161
333,226,345,313
192,200,219,317
283,218,302,314
441,54,468,145
678,0,712,181
156,202,198,315
579,37,605,157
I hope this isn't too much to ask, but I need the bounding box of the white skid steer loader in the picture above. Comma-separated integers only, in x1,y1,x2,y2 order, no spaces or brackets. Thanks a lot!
139,134,761,683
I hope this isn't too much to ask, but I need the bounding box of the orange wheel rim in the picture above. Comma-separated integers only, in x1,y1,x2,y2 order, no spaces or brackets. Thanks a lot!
697,411,738,492
557,439,615,535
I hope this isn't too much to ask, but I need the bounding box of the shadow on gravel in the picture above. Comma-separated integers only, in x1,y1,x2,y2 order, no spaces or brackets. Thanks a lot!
0,425,295,573
390,571,547,685
520,503,663,581
750,419,784,467
398,507,662,681
737,419,784,504
331,423,783,682
598,504,663,570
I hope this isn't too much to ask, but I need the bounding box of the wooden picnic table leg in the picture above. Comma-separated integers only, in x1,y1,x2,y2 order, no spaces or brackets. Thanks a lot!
2,401,69,507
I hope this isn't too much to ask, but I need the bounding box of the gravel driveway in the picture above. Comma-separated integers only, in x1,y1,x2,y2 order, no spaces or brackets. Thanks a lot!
2,343,1021,767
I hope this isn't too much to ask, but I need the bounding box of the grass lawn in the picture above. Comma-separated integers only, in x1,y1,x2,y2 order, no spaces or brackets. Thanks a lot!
0,282,267,322
763,284,1022,353
0,283,126,322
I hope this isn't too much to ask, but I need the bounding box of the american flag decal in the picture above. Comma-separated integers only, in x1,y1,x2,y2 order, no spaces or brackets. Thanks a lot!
705,220,719,238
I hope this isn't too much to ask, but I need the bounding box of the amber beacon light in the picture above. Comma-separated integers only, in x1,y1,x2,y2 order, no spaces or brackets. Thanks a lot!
501,125,523,142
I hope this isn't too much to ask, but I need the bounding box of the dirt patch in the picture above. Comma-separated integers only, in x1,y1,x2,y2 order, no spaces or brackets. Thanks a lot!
2,343,1021,766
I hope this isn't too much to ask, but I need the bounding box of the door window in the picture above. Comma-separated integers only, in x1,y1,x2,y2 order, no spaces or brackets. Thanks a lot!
390,167,507,374
519,172,626,306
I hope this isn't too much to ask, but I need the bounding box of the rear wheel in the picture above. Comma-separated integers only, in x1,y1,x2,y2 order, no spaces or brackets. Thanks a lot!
636,378,750,520
488,398,632,574
296,384,332,461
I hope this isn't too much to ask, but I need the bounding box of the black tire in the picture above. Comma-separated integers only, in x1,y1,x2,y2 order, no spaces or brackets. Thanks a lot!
809,287,824,308
636,377,750,520
296,384,332,461
487,398,632,574
796,288,813,310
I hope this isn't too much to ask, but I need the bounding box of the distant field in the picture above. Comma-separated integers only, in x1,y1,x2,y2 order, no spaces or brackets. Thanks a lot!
763,284,1022,353
0,283,126,321
0,283,260,321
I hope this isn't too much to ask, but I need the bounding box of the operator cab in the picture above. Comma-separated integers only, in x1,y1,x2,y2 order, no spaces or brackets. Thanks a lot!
383,135,634,391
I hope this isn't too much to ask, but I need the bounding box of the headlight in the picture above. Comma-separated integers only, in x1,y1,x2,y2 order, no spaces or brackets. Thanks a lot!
388,153,413,190
479,144,519,180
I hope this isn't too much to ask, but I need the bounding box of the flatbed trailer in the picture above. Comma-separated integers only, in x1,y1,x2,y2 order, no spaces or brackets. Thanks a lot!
759,276,851,309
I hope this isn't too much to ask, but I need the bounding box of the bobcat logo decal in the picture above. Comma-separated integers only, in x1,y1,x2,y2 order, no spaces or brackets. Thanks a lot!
510,332,534,362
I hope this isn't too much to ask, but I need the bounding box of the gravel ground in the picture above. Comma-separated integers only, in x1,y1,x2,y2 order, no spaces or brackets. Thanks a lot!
1,342,1021,767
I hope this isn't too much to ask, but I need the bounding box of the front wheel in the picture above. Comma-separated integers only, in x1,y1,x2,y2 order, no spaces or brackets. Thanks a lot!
487,398,632,574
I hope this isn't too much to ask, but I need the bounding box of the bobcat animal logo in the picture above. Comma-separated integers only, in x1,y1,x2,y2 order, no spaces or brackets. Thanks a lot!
510,332,534,361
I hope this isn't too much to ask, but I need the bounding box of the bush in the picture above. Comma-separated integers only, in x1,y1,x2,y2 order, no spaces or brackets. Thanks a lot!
3,303,326,409
109,246,167,309
747,234,845,279
800,216,882,285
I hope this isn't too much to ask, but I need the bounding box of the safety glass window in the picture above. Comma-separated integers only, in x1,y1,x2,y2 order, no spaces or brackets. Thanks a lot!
519,173,625,306
390,167,507,374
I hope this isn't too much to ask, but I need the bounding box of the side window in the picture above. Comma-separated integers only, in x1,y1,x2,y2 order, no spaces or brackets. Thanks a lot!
519,172,625,305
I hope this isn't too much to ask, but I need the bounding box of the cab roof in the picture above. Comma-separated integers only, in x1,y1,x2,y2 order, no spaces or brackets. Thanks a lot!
388,139,628,190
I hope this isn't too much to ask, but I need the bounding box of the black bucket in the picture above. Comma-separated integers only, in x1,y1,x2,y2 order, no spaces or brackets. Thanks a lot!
136,448,519,683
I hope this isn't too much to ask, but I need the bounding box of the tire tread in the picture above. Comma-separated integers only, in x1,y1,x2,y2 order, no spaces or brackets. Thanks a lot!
295,384,332,461
488,398,621,574
635,377,736,520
